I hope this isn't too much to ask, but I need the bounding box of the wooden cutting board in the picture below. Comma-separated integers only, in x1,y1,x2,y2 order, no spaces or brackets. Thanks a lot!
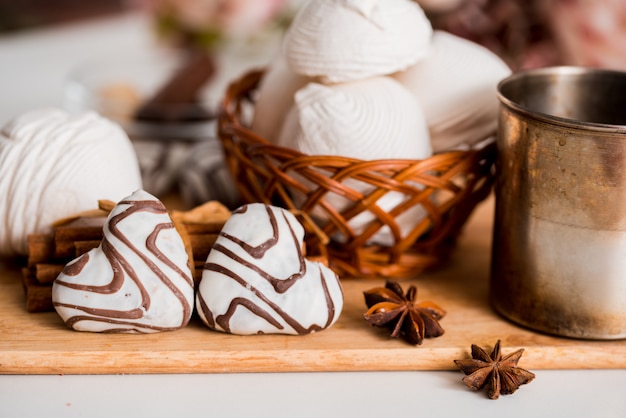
1,197,625,375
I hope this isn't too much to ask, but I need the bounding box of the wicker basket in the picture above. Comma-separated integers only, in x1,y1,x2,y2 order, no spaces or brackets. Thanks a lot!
217,70,496,278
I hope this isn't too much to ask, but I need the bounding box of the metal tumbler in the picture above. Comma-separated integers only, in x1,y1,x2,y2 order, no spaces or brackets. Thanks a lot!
491,66,626,339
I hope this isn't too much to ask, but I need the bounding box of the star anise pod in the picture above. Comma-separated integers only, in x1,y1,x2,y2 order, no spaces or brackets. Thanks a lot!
363,280,446,345
454,340,536,400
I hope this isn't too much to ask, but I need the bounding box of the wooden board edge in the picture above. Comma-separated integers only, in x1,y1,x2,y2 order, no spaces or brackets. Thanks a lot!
2,346,624,375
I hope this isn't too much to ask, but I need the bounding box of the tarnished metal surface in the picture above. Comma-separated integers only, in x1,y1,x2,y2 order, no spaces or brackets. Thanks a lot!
490,67,626,339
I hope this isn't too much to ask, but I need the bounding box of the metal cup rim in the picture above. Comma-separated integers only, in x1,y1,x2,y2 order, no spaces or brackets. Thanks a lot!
497,66,626,133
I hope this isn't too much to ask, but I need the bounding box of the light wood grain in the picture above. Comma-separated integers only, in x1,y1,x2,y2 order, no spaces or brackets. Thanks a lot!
1,197,625,375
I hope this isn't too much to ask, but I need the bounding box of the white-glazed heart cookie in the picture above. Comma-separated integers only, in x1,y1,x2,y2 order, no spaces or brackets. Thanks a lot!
52,190,194,333
196,203,344,335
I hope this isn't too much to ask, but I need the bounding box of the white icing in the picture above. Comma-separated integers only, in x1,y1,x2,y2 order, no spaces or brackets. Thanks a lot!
283,0,432,83
0,108,142,256
196,203,344,335
52,190,195,333
393,30,512,152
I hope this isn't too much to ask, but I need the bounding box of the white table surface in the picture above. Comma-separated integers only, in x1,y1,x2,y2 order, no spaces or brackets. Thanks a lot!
1,12,625,418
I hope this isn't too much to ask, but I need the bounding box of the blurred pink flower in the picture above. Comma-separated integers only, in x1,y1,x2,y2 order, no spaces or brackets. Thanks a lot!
549,0,626,70
423,0,626,70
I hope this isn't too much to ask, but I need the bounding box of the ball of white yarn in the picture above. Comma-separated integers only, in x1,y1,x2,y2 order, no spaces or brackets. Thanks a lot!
0,108,143,256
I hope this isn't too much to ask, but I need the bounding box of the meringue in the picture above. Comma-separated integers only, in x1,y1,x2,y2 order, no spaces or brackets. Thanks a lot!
251,52,311,144
52,190,195,333
393,30,512,152
0,108,142,256
278,76,431,159
276,76,432,245
283,0,433,83
196,203,344,335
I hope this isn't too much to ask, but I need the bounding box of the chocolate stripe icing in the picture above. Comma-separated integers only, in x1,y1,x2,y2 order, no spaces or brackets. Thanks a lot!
197,203,343,335
53,191,194,333
216,297,284,334
204,261,324,334
318,266,337,330
222,205,279,259
218,208,306,293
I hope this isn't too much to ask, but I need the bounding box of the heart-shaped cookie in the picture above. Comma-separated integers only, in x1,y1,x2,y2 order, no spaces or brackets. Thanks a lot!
52,190,194,333
196,203,344,335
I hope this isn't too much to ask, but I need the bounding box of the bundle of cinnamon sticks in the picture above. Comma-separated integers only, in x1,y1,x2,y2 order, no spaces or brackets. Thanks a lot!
21,200,230,313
